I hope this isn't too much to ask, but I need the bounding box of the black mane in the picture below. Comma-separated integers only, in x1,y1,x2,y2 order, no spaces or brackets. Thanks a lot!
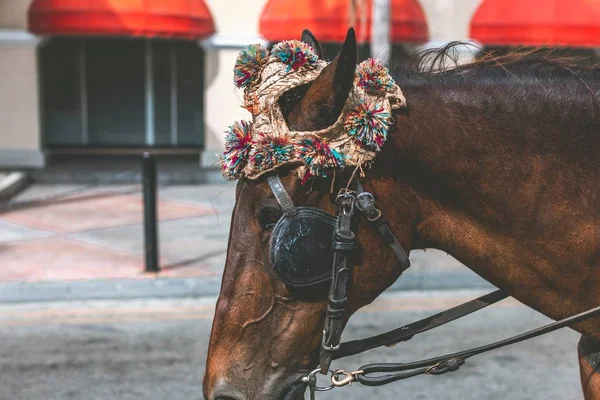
392,42,600,87
387,42,600,164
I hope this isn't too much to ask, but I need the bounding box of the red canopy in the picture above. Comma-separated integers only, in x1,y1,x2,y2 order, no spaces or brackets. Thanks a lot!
470,0,600,47
260,0,429,44
28,0,215,40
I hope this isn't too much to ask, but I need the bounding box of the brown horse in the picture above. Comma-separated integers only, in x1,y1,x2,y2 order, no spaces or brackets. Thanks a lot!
204,29,600,399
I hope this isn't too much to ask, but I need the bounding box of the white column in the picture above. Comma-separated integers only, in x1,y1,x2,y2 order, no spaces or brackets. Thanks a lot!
145,39,155,146
0,29,46,168
371,0,390,65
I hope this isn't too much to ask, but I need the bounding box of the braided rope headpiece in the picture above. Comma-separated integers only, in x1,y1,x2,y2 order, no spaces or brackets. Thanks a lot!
219,40,406,183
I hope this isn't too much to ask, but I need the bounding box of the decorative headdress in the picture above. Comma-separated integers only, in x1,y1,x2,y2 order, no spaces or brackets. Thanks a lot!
220,40,406,182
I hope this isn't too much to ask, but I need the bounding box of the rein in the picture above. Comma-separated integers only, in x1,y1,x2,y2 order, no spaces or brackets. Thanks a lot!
266,174,600,399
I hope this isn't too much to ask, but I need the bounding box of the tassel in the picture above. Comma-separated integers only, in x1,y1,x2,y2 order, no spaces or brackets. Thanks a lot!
272,40,319,72
344,100,391,151
234,44,269,89
221,120,253,180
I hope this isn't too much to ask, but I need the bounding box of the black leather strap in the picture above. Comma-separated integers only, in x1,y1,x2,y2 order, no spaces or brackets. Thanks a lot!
319,193,356,373
356,183,410,272
334,289,508,360
370,217,411,272
355,297,600,386
266,175,297,216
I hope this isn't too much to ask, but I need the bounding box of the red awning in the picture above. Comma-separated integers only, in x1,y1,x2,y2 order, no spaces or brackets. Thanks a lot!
260,0,429,44
470,0,600,47
28,0,215,40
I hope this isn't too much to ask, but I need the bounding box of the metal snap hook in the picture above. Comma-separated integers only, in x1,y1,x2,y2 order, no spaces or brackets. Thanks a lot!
331,369,364,387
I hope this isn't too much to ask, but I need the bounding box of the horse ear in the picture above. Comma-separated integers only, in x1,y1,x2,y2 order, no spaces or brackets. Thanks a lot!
288,28,357,131
301,29,324,59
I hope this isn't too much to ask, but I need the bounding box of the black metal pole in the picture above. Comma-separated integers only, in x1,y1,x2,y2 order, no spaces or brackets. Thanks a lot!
142,152,160,272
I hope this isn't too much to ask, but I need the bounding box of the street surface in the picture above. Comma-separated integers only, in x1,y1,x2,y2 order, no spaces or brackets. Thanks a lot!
0,290,582,400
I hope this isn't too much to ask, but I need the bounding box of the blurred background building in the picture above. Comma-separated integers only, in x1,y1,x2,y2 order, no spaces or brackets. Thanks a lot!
0,0,599,174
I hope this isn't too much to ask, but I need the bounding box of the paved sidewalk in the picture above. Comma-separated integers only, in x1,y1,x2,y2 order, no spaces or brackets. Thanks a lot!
0,182,491,302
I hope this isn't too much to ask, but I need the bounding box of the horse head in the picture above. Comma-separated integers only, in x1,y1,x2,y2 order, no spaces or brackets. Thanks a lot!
203,29,419,399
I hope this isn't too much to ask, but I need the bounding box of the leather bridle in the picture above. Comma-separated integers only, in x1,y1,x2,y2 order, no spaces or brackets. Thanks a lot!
266,174,600,398
267,175,411,369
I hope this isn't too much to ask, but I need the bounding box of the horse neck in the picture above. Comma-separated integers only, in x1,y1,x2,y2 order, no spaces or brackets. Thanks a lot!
370,83,600,331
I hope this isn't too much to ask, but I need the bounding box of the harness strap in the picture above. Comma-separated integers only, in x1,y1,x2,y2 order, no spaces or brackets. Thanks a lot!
334,289,508,360
320,192,356,373
266,175,297,216
355,301,600,386
265,174,414,374
356,183,410,272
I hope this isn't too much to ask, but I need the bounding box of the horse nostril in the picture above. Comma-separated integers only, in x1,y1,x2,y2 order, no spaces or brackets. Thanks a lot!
209,385,244,400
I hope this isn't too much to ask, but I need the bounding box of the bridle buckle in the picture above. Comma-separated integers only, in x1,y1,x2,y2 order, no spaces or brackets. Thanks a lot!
321,329,341,352
336,192,355,215
356,192,382,221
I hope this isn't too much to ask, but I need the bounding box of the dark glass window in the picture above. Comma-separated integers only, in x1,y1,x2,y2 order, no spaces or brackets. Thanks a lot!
152,41,173,146
87,39,145,146
177,41,204,147
40,38,82,146
40,38,204,149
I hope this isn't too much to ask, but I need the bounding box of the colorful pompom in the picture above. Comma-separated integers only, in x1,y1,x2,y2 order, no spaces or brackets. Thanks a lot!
249,133,294,171
344,101,391,151
221,121,254,180
296,136,345,183
234,44,269,89
272,40,319,72
355,58,396,95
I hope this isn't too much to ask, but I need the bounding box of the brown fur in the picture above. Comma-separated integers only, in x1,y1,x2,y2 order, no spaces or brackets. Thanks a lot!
204,32,600,400
579,336,600,399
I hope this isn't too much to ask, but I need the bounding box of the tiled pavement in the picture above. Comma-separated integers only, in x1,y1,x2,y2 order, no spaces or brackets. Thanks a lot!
0,183,236,282
0,181,491,301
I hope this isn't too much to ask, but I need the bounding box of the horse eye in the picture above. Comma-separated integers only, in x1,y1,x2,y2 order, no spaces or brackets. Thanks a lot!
259,207,282,230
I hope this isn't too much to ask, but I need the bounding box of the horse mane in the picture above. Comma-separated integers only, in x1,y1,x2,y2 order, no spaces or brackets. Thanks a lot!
392,43,600,145
392,41,600,86
387,42,600,166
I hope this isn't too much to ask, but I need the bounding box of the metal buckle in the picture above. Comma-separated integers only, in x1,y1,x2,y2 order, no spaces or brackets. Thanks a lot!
355,192,382,221
355,192,374,210
321,329,341,352
336,192,355,215
424,362,442,375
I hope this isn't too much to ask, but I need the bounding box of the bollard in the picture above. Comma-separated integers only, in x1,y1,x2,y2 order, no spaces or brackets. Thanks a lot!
142,152,160,272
